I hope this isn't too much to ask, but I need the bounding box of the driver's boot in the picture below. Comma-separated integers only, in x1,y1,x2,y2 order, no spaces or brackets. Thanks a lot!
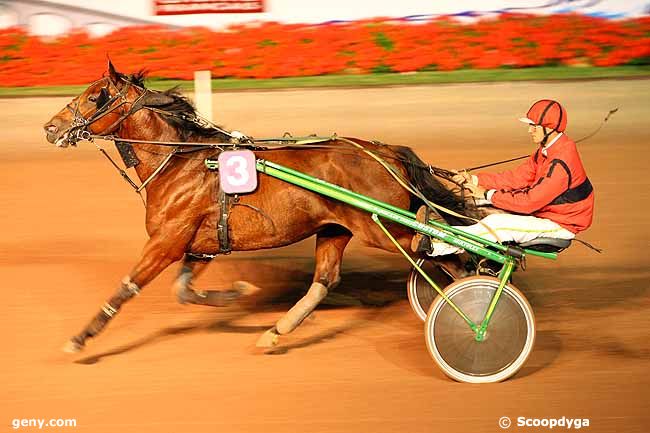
410,205,445,254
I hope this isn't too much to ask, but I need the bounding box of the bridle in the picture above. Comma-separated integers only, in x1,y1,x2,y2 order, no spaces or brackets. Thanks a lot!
62,74,237,147
64,75,147,146
61,75,172,205
59,74,241,207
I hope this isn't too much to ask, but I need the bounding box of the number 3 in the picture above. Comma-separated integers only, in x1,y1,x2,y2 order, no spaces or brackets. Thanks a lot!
218,150,257,194
226,155,249,186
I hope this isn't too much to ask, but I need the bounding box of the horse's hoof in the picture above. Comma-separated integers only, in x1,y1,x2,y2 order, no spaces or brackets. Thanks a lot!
62,339,84,353
233,280,262,297
197,290,243,307
176,287,194,304
256,327,279,348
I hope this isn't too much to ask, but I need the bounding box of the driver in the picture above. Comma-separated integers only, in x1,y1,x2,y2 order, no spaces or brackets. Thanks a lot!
412,99,595,256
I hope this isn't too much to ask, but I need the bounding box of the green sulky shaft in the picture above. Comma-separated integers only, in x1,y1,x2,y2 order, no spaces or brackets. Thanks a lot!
204,157,557,261
257,159,416,219
255,159,508,263
254,159,557,261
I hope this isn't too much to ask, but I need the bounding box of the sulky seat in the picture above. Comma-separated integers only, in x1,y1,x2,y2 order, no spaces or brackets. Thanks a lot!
518,237,572,253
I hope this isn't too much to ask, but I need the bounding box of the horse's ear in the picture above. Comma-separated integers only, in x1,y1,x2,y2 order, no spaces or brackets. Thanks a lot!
141,91,175,107
107,59,120,83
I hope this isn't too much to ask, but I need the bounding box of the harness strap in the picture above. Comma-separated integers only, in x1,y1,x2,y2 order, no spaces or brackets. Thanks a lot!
135,150,176,193
115,141,140,168
234,202,277,233
94,141,176,206
97,146,140,191
217,188,232,254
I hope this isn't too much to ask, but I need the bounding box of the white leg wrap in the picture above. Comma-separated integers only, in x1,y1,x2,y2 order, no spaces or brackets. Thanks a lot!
121,276,141,295
276,282,328,335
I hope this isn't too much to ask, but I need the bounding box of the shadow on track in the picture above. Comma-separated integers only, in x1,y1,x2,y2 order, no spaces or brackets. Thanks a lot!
73,268,406,364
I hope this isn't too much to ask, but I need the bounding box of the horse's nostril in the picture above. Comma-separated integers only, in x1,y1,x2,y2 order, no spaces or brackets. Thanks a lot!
45,124,58,134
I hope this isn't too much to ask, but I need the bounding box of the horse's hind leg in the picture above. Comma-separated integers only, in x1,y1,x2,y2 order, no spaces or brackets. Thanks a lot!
257,225,352,348
174,255,258,307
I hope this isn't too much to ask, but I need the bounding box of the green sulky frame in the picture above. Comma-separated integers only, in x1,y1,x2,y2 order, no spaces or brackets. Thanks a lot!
205,157,556,341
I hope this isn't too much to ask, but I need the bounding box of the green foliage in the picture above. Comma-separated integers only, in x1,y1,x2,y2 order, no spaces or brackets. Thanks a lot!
464,30,484,38
626,56,650,66
374,32,394,51
258,39,278,47
418,64,438,72
371,64,394,73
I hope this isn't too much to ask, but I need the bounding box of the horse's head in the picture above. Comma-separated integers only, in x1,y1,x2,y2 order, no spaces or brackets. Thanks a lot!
43,61,174,148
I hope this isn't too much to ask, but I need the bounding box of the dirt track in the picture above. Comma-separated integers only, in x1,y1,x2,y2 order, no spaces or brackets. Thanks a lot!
1,80,649,433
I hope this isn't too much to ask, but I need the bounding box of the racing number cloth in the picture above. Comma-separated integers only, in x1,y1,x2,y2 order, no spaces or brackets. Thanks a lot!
477,135,594,234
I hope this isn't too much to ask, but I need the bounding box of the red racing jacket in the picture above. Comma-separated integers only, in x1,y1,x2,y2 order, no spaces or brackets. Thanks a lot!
476,134,594,233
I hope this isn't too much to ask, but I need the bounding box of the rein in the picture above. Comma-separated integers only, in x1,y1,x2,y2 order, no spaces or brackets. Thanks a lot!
66,76,479,222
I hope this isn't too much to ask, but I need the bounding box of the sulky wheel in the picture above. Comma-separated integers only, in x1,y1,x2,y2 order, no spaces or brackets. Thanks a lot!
424,276,535,383
407,258,454,321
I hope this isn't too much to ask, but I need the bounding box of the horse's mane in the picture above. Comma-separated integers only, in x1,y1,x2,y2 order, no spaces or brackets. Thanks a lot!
122,70,146,87
122,70,230,142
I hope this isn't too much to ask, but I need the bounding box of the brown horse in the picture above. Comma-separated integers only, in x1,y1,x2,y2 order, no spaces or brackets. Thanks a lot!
44,62,483,352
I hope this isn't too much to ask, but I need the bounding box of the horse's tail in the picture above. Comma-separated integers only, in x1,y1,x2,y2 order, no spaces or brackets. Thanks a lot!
392,146,467,225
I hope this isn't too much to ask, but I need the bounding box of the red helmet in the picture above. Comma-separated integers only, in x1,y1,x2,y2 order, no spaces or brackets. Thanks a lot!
519,99,567,132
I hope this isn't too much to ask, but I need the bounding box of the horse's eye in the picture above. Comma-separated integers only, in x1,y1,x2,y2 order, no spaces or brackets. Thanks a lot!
88,95,97,103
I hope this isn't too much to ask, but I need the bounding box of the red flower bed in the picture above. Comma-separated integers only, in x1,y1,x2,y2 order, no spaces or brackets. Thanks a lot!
1,14,649,86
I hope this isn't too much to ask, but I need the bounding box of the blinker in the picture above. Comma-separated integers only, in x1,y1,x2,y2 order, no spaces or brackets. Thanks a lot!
96,87,110,109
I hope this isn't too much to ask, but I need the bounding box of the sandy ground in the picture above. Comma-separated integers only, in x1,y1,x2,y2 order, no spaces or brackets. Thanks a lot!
1,80,649,433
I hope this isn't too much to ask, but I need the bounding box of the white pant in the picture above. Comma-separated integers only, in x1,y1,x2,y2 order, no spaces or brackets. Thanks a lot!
429,213,576,256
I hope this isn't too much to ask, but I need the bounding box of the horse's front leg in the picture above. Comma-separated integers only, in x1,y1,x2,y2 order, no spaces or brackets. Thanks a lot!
63,233,187,353
173,255,258,307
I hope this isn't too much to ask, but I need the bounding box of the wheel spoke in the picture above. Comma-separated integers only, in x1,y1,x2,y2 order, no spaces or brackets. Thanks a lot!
425,276,535,383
